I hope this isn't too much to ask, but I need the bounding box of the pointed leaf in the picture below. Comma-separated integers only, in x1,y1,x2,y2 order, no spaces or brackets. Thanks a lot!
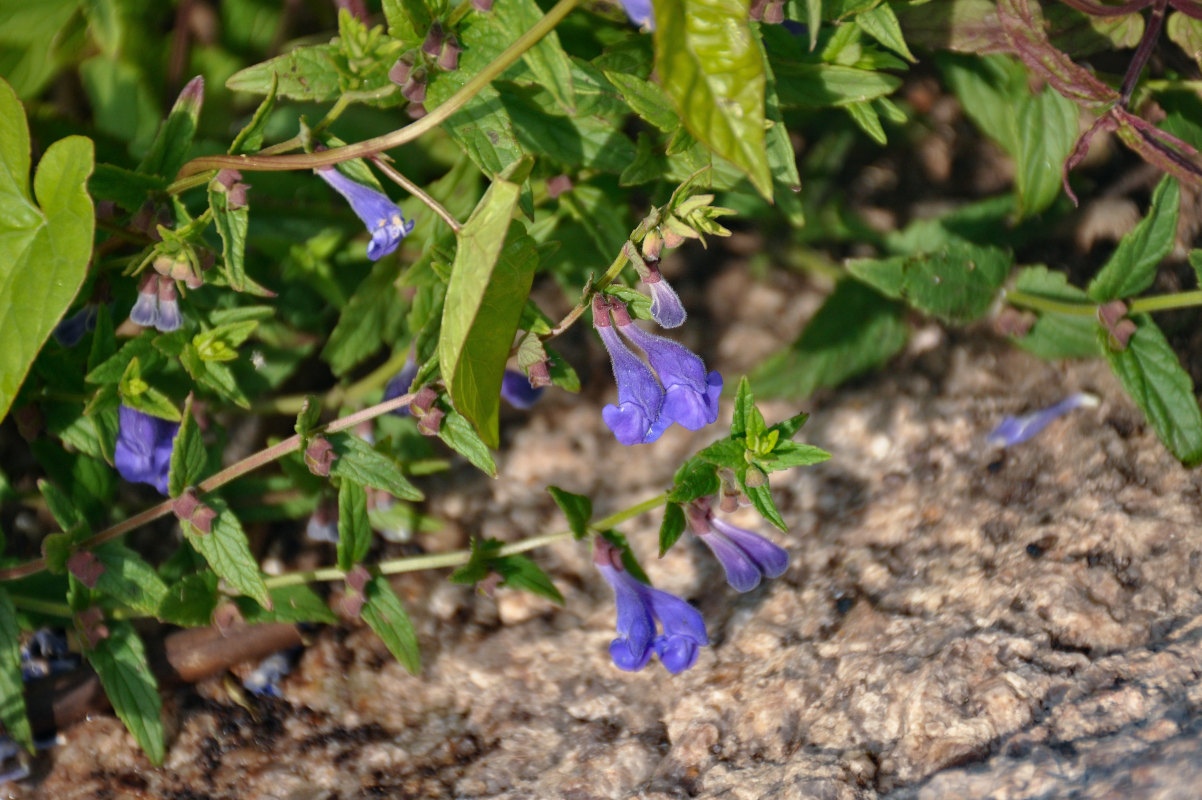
327,432,423,501
0,588,33,752
548,486,592,539
168,394,207,496
361,576,420,674
658,502,687,557
84,622,164,765
337,479,371,571
1088,177,1180,302
182,498,271,610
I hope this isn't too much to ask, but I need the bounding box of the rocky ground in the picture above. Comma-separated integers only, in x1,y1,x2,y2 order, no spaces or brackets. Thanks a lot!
7,262,1202,800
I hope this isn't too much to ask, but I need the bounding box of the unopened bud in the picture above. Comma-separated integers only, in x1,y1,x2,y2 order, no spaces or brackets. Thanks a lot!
744,465,768,489
1108,319,1137,350
401,68,428,104
304,436,337,477
68,551,105,588
417,406,444,436
472,0,493,11
642,229,663,262
173,488,217,534
421,22,446,58
389,54,415,86
406,102,428,119
526,360,551,389
437,39,462,71
410,386,438,417
660,224,686,249
546,174,573,198
764,0,784,23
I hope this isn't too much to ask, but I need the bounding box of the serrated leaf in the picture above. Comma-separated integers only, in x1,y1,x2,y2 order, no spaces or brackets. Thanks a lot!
658,502,687,557
157,572,219,627
752,279,908,398
745,481,787,532
501,0,576,112
772,62,902,108
855,3,916,61
756,441,831,472
438,407,498,476
0,78,95,425
655,0,771,198
1011,265,1098,359
236,584,338,625
1016,87,1078,217
229,73,278,155
327,432,423,501
605,70,679,132
1102,316,1202,466
668,457,722,503
87,334,160,385
493,554,564,604
337,479,371,571
295,396,322,439
93,542,169,616
84,621,164,765
361,576,420,674
439,159,537,448
168,394,206,496
226,44,343,101
182,498,271,610
548,486,592,539
209,180,271,296
1088,177,1180,302
846,241,1011,323
323,254,402,376
0,588,33,752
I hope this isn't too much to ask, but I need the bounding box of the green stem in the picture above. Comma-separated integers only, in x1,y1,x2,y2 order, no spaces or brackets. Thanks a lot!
0,392,416,584
169,0,582,185
1004,290,1097,316
263,491,670,589
8,595,74,618
1129,290,1202,314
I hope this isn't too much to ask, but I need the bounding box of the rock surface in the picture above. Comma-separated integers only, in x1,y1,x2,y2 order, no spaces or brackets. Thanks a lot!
7,269,1202,800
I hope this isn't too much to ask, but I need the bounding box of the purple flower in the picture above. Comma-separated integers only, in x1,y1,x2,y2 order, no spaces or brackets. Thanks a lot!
114,405,179,495
53,305,99,347
595,543,707,673
20,628,78,681
619,0,654,29
500,369,544,409
243,650,295,697
987,392,1099,448
687,501,788,592
595,297,665,445
614,311,721,438
383,358,419,417
305,505,339,543
642,264,686,329
316,167,415,261
128,275,182,333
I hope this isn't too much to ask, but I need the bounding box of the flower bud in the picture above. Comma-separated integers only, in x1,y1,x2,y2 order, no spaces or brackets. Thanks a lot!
472,0,493,11
641,229,663,262
304,436,337,477
421,22,446,58
401,67,428,104
389,53,416,86
437,38,462,71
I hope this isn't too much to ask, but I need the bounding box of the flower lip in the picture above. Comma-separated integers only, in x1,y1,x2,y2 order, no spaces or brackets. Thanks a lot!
688,499,790,593
114,405,180,496
500,369,544,409
316,167,415,261
616,321,721,434
595,317,664,445
619,0,655,29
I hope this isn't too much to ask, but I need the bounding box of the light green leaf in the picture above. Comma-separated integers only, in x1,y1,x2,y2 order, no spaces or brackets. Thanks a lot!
501,0,576,112
439,159,538,448
229,73,278,155
847,241,1011,323
337,479,371,571
492,554,564,604
0,78,95,425
182,498,271,610
939,53,1024,154
1011,265,1098,359
93,542,170,616
236,584,339,625
1088,177,1180,301
752,279,908,398
655,0,772,198
327,432,424,501
84,622,164,765
226,44,343,101
168,394,207,496
745,481,787,531
604,70,680,132
0,588,33,752
547,486,592,539
361,576,420,674
845,100,887,145
438,407,498,477
1102,316,1202,466
1016,88,1078,218
855,3,917,62
209,179,272,297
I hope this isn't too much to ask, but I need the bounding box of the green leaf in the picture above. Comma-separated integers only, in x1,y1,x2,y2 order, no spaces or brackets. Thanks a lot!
337,479,371,571
179,345,251,409
323,254,403,376
327,432,423,501
758,34,805,226
1102,315,1202,466
89,163,166,212
1015,87,1078,217
39,478,89,542
1167,11,1202,71
229,73,278,155
659,502,687,557
772,62,902,108
84,622,164,765
502,0,576,113
93,542,170,616
1088,177,1180,301
295,396,322,439
1011,266,1098,359
382,0,430,41
752,279,908,398
209,178,271,297
236,584,338,625
0,78,95,425
168,395,206,497
182,498,271,610
855,3,917,61
846,241,1012,323
605,70,680,132
731,376,754,439
226,44,343,101
0,588,33,752
939,53,1024,154
448,536,503,585
548,486,592,539
138,75,203,179
492,554,564,604
655,0,772,198
745,482,787,532
668,457,722,504
361,576,420,674
157,572,219,627
756,441,831,472
439,159,538,448
438,407,498,477
119,357,182,421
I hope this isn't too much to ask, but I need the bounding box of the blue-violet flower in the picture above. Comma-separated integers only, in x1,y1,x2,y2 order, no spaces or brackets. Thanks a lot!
595,540,707,673
594,295,665,445
128,274,182,333
53,305,99,347
501,369,544,409
316,167,415,261
643,263,686,329
383,358,420,417
987,392,1099,448
687,499,788,592
619,0,654,29
114,405,179,495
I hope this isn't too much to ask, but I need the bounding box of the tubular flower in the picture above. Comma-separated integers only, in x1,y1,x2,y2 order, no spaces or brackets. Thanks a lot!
687,499,789,592
128,275,181,333
987,392,1099,448
315,167,415,261
594,295,665,445
114,405,179,495
642,263,686,329
500,369,545,409
595,540,707,673
612,304,721,439
619,0,654,29
383,358,420,417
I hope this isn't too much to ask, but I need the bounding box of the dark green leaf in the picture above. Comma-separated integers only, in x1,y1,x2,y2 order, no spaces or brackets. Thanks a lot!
327,432,423,501
84,622,164,765
89,163,166,212
655,0,772,197
438,407,498,477
668,457,722,503
758,33,805,226
361,576,420,674
658,502,687,557
492,554,564,604
731,376,754,439
157,572,219,627
1101,315,1202,466
323,255,403,376
1088,177,1180,301
236,584,338,625
337,479,371,571
448,536,503,585
769,411,811,440
752,279,908,398
855,3,917,61
756,441,831,471
229,73,278,155
439,159,537,448
0,78,95,424
1011,266,1098,359
694,438,746,471
39,479,89,542
1015,87,1078,217
182,498,271,610
846,241,1011,323
773,62,902,108
93,543,169,616
745,482,787,532
168,395,206,497
548,486,592,539
0,588,32,752
501,0,576,112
